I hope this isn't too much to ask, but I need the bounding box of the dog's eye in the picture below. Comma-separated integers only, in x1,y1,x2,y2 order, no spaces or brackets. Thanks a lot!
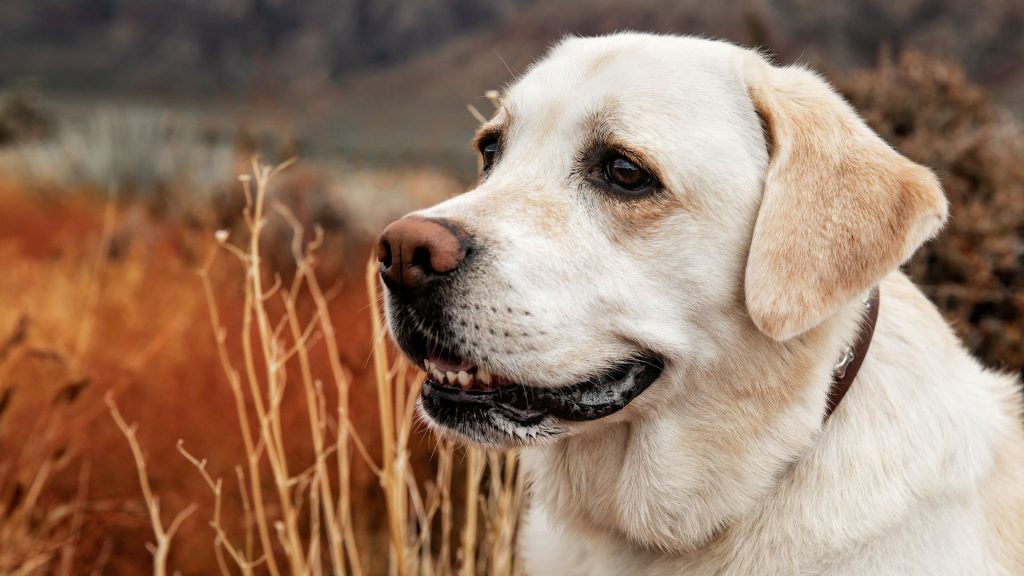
604,156,653,192
480,139,499,171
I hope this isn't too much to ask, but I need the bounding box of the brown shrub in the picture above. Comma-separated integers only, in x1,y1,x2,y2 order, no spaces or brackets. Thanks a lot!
839,50,1024,378
0,94,51,146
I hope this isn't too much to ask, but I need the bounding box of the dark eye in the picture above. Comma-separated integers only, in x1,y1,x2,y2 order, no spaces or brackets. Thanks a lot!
480,139,499,171
604,155,653,192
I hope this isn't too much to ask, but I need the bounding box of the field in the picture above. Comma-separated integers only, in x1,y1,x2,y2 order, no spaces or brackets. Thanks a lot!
0,24,1022,576
0,142,520,574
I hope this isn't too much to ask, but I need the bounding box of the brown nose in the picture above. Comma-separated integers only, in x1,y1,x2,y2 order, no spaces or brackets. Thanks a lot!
376,216,470,293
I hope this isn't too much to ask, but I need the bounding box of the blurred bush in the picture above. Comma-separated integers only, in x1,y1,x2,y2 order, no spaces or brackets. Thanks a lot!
0,94,50,146
8,106,459,279
16,108,239,213
840,50,1024,377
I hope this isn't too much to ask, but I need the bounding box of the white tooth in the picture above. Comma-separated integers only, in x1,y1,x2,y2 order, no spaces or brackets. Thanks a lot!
446,371,457,385
457,371,472,387
432,368,444,382
423,359,429,370
478,370,492,386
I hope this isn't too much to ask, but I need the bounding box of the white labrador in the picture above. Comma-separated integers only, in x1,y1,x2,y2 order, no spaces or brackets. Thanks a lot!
377,32,1024,575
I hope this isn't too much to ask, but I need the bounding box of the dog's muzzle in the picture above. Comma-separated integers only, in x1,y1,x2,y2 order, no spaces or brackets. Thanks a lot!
377,214,664,444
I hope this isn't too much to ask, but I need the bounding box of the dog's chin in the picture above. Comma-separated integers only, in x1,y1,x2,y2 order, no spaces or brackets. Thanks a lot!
417,399,562,448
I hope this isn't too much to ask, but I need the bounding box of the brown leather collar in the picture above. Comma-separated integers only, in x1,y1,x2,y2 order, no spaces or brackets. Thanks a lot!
823,287,880,422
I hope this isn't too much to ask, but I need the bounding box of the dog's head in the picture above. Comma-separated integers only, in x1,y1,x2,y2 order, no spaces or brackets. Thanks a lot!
378,33,947,449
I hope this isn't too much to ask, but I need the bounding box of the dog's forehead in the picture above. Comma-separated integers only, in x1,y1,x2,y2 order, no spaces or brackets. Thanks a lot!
485,33,763,203
503,34,748,134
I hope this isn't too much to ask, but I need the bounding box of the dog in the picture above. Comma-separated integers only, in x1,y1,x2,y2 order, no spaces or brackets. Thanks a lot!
376,33,1024,575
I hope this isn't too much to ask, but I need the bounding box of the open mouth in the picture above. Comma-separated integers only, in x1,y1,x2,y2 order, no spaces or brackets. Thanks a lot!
417,349,664,426
388,310,664,442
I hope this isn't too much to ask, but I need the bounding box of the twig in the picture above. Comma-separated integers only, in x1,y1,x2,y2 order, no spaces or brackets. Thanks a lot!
106,392,195,576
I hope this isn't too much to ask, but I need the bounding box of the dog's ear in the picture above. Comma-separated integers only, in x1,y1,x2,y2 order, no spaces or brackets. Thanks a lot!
741,54,948,341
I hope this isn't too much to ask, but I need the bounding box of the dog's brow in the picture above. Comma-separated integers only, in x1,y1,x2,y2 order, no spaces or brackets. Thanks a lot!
470,125,502,151
470,110,509,150
577,98,625,138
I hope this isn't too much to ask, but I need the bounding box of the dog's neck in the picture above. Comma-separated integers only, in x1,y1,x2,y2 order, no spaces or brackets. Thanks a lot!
524,287,884,556
823,286,881,422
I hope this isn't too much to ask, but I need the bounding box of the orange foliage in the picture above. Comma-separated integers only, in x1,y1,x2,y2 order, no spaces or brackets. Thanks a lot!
0,180,388,573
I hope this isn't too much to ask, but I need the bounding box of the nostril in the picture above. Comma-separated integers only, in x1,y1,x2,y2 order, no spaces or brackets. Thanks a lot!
377,216,470,292
377,238,393,268
410,245,434,274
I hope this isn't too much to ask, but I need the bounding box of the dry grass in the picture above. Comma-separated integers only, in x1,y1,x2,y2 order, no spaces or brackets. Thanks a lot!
97,160,523,575
0,157,514,574
0,337,92,576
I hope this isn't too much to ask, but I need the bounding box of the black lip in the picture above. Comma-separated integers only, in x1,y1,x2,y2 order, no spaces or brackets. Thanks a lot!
390,304,467,369
421,354,664,425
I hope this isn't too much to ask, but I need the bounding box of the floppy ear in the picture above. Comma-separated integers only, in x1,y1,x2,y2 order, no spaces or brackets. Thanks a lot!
742,55,948,341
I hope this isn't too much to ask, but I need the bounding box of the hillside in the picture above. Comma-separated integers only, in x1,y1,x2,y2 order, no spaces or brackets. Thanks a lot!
268,0,1024,175
2,0,1022,178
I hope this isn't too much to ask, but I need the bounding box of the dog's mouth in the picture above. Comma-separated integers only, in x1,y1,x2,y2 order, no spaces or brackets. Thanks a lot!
404,329,664,435
421,353,663,425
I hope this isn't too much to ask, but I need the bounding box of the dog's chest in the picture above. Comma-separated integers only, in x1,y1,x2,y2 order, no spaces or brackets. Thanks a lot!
519,423,1000,576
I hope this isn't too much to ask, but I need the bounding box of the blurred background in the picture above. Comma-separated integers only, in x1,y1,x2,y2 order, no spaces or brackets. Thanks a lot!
0,1,1021,574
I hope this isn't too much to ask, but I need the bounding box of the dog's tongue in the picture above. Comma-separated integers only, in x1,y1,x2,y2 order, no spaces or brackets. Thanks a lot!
428,355,475,373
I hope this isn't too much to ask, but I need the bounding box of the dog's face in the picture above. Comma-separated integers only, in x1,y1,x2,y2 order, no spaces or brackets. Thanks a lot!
379,34,947,449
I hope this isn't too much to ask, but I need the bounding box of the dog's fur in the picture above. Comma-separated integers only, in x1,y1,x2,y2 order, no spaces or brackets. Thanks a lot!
391,33,1024,574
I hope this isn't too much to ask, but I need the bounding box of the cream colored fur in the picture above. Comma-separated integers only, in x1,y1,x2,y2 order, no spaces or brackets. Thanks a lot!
402,33,1024,574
